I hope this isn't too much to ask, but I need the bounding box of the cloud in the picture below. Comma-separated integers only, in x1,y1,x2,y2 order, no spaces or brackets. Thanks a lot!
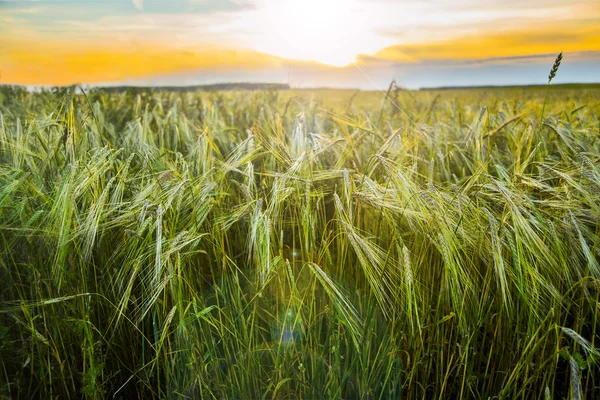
132,0,143,11
365,21,600,64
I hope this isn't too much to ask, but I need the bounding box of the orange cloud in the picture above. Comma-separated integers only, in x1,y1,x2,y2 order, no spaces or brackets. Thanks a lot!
370,21,600,63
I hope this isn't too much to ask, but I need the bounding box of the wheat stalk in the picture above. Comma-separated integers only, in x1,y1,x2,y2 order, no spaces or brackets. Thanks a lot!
548,52,563,84
540,52,564,128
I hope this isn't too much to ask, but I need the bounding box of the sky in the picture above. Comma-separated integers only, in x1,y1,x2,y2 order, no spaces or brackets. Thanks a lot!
0,0,599,89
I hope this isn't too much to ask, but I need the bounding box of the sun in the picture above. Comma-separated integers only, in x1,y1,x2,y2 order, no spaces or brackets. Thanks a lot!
245,0,381,67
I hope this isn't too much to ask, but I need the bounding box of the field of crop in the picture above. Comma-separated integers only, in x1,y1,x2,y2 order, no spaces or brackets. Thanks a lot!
1,83,599,399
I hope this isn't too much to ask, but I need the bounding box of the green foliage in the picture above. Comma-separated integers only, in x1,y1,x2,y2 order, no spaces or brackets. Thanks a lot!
0,85,599,399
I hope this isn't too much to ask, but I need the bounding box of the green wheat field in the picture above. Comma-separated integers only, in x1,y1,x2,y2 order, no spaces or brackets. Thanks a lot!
1,80,600,399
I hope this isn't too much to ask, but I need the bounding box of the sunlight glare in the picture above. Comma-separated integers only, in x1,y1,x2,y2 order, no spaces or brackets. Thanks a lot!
247,0,382,67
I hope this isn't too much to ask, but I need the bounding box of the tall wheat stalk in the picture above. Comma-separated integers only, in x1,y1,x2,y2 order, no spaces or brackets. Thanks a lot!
540,52,563,126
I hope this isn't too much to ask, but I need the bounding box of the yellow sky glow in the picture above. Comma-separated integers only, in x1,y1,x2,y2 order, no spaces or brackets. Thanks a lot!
0,37,284,86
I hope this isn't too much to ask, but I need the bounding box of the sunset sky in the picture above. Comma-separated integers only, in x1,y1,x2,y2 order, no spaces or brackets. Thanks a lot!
1,0,599,88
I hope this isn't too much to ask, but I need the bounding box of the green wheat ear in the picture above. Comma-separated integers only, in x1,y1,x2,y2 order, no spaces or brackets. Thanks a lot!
540,52,564,126
548,52,563,83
